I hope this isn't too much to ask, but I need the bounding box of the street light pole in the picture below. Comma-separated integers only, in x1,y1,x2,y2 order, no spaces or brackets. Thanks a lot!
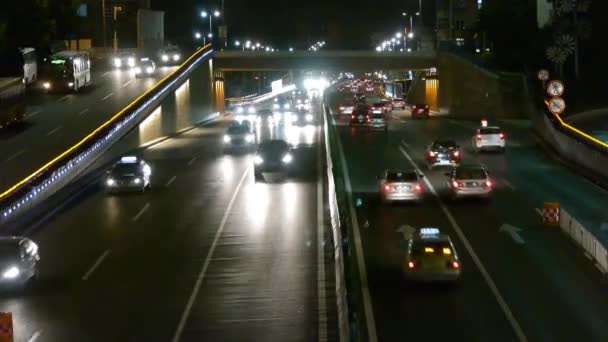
102,0,107,48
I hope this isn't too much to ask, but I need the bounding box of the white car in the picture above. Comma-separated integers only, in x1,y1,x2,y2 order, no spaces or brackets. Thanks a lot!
134,58,156,77
445,165,493,200
472,126,506,152
378,169,425,203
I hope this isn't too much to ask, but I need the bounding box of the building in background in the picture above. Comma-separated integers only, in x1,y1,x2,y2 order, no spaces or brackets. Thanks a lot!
537,0,553,28
88,0,151,48
435,0,480,49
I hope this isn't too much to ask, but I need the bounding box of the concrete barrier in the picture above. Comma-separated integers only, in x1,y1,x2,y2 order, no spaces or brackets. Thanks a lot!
0,46,215,226
559,207,608,274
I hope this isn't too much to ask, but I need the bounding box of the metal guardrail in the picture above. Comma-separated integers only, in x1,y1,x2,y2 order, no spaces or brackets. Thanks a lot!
0,44,214,224
323,100,351,342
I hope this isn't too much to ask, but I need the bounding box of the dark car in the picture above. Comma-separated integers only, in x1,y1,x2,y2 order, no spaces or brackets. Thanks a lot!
253,140,294,181
411,104,430,118
0,237,40,288
350,105,372,126
426,140,462,170
105,156,152,193
159,47,182,65
223,123,255,152
371,103,386,114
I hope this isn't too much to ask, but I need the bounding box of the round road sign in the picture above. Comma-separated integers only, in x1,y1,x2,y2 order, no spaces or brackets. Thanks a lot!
537,69,549,81
547,97,566,115
546,80,565,97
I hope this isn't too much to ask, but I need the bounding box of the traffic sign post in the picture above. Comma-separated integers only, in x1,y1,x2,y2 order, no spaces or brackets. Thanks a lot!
547,97,566,115
546,80,565,97
537,69,549,81
0,312,13,342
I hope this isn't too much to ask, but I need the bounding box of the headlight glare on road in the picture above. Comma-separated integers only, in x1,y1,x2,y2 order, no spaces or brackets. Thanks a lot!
305,114,313,122
223,135,231,143
114,58,122,67
282,153,293,164
254,156,264,164
2,266,20,279
106,178,116,187
133,178,142,184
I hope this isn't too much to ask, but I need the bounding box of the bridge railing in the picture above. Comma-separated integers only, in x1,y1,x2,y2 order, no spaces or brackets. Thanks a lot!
0,45,215,225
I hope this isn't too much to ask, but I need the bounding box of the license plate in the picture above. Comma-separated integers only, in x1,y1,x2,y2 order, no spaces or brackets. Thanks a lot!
358,115,363,120
398,186,410,192
438,154,446,158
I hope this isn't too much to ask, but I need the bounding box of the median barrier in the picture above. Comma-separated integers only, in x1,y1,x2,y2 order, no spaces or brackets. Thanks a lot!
559,207,608,274
0,45,215,226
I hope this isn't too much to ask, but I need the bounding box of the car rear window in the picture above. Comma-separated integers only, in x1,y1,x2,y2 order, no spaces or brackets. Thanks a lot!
412,241,453,256
386,171,417,182
258,141,288,154
373,103,384,107
455,168,487,179
227,126,248,134
480,128,502,135
432,141,457,149
372,114,384,119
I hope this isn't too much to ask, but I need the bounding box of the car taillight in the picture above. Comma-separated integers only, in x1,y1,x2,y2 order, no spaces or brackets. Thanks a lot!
351,115,355,119
476,134,482,140
499,133,505,139
384,185,392,192
450,261,460,269
408,261,416,269
415,184,423,192
366,115,371,121
428,151,436,157
452,181,463,188
453,151,460,157
484,180,493,188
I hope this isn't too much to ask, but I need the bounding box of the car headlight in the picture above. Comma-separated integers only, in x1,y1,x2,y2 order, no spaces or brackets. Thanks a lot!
133,178,142,184
282,153,293,164
245,134,254,142
146,67,154,74
43,82,51,89
2,266,20,279
128,57,135,67
68,82,74,87
106,178,116,187
134,67,142,74
162,54,169,62
236,107,244,114
306,114,313,122
223,135,231,143
283,103,290,110
173,54,180,61
273,103,280,110
114,58,122,67
254,156,264,164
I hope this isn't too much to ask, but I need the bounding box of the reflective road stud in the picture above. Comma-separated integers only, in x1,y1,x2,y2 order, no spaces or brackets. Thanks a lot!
542,202,560,227
0,312,13,342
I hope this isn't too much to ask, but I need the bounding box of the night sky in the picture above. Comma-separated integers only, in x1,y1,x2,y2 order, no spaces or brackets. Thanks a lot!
152,0,431,49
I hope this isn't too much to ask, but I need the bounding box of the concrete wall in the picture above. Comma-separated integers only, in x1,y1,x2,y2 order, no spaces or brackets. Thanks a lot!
436,52,533,119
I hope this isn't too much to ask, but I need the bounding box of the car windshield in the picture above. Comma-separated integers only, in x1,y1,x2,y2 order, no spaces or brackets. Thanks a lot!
372,113,384,119
432,141,457,149
480,127,502,135
455,168,487,179
112,163,141,175
258,141,288,155
386,171,417,182
412,241,453,256
0,243,19,259
227,126,249,134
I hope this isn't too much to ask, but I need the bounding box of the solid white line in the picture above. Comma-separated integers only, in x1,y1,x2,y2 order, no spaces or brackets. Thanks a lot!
82,250,111,281
171,167,250,342
165,175,177,187
398,144,528,342
101,92,114,101
46,126,62,136
121,80,134,88
187,157,197,166
317,127,328,342
5,149,25,162
534,208,542,216
101,71,110,77
334,123,378,342
78,108,89,115
27,110,41,118
503,179,516,191
58,95,70,102
132,203,150,222
27,330,42,342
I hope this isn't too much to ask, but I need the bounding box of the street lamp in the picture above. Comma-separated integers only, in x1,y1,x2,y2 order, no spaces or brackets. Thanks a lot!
289,47,294,52
195,32,202,39
208,33,213,38
408,32,414,39
201,10,221,37
214,10,220,17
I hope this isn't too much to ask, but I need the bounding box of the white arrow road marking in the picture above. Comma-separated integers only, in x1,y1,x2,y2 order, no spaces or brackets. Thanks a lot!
499,224,525,244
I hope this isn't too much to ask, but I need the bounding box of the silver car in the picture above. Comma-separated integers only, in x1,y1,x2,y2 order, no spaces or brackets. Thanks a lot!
404,228,461,282
445,165,493,199
0,237,40,287
378,169,425,203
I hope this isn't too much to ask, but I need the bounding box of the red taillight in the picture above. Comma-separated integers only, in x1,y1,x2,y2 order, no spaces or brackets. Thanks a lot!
499,132,505,139
452,261,460,269
476,134,482,140
452,181,463,188
351,115,355,119
428,151,436,157
415,184,423,192
484,180,493,188
408,261,416,269
384,185,392,192
453,151,460,157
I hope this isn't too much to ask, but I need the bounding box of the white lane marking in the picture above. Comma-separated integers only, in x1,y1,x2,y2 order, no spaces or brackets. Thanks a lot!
121,79,134,88
46,125,62,136
82,250,111,281
503,179,516,191
132,203,150,222
26,110,41,118
171,167,250,342
334,123,378,342
187,157,197,166
317,127,327,342
78,108,89,115
101,71,110,77
58,95,70,102
101,92,114,101
534,208,542,217
402,140,411,149
165,175,177,187
27,330,42,342
5,149,25,162
398,144,528,342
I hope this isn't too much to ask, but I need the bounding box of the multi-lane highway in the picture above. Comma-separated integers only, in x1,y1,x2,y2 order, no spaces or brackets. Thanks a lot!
328,90,608,341
0,65,179,192
0,93,338,341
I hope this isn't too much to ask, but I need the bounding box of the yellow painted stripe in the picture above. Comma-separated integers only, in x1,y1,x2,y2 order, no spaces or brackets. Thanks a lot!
0,44,212,200
551,111,608,149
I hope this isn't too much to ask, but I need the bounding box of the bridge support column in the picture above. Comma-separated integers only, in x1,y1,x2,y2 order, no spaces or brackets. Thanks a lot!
212,68,225,113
